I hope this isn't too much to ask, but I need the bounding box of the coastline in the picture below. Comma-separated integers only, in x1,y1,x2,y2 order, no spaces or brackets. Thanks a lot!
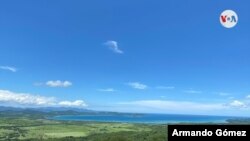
49,114,237,124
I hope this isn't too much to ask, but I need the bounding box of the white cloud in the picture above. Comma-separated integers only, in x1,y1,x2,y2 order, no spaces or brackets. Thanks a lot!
156,86,175,90
127,82,147,90
0,66,17,72
229,100,246,108
184,90,202,94
46,80,72,87
246,95,250,99
59,100,87,107
0,89,87,108
98,88,115,92
104,40,123,54
0,90,56,106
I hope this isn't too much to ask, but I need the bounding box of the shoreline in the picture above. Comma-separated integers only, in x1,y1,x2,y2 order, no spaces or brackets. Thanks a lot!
49,114,235,124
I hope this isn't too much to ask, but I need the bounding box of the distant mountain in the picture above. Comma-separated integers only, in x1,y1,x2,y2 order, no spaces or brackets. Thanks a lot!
0,106,94,113
0,106,25,111
0,106,143,119
29,107,93,113
0,106,132,117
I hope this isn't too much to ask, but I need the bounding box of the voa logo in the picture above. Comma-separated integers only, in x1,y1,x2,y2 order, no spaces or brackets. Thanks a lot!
220,10,238,28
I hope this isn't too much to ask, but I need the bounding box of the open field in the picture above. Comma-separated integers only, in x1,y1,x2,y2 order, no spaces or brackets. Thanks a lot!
1,108,249,141
0,110,167,141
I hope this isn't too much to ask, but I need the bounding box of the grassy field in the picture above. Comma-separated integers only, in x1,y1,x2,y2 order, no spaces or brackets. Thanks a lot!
1,109,250,140
0,110,167,141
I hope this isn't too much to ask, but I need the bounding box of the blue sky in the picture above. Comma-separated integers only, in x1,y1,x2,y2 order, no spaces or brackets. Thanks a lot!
0,0,250,116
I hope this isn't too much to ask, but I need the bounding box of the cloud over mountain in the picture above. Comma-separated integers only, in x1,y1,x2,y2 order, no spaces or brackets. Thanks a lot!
0,89,87,108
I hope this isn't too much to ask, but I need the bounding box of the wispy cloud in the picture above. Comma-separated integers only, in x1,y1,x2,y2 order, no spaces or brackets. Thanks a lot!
246,95,250,99
93,99,250,116
97,88,115,92
218,92,230,96
0,66,17,72
118,100,226,113
33,82,43,86
183,90,202,94
127,82,147,90
0,89,87,108
46,80,72,87
156,86,175,90
104,40,123,54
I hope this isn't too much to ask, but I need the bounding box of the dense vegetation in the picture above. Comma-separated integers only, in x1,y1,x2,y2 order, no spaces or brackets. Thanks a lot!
0,109,167,141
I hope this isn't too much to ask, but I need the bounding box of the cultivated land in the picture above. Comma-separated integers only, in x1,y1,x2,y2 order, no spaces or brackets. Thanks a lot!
1,107,249,141
0,109,167,141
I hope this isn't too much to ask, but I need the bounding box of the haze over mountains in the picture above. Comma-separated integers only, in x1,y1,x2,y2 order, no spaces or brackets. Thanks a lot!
0,106,92,113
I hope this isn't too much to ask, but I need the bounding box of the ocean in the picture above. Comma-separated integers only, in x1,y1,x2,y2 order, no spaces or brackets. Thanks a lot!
51,114,236,124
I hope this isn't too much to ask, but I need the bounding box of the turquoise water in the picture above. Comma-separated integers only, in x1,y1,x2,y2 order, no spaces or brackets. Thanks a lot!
51,114,235,124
